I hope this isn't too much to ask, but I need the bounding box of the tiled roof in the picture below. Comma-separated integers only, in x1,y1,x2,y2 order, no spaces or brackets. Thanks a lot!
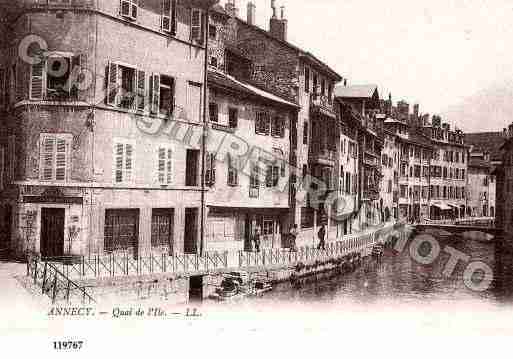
464,132,505,161
334,85,379,99
208,69,299,109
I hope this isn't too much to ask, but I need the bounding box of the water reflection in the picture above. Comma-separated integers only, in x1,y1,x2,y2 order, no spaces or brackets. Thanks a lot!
255,234,513,306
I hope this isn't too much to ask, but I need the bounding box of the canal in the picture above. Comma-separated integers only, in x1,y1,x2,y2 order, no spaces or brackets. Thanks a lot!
249,233,513,307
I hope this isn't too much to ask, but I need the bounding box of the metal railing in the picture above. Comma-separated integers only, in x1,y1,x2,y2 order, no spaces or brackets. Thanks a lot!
43,251,229,280
238,223,404,269
27,257,95,305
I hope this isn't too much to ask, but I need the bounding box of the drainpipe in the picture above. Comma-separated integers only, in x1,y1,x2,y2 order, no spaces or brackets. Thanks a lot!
200,7,211,257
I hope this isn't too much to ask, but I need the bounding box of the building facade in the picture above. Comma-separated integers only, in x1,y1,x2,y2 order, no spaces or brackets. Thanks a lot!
467,150,496,218
0,0,216,258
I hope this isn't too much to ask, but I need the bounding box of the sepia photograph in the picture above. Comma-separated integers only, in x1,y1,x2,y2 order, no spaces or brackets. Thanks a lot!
0,0,512,356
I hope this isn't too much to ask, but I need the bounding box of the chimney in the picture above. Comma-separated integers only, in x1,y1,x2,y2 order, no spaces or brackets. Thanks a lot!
344,79,347,87
247,1,256,25
413,104,419,119
225,0,239,18
269,3,287,41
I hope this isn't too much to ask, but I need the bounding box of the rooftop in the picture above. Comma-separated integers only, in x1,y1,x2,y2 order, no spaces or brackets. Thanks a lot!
465,132,505,162
334,84,379,100
208,69,299,109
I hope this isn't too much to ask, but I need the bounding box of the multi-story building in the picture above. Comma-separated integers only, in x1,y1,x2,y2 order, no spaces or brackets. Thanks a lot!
213,1,343,247
335,85,383,229
467,150,496,218
0,0,217,258
381,125,400,221
383,115,432,222
204,4,299,252
494,123,513,241
425,119,468,220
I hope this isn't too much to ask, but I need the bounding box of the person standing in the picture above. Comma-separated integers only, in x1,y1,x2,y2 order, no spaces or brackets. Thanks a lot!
253,227,261,253
289,224,299,252
317,224,326,250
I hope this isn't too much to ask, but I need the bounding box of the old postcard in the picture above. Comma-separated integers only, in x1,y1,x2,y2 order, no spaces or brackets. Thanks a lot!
1,0,512,356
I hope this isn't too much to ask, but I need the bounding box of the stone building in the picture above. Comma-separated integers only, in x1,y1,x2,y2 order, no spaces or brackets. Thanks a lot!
383,114,432,222
467,150,496,218
335,85,384,229
493,124,513,240
204,4,299,252
212,0,343,247
424,120,468,220
0,0,217,258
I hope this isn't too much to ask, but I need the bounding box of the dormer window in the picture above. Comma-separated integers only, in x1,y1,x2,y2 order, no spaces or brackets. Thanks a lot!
120,0,138,21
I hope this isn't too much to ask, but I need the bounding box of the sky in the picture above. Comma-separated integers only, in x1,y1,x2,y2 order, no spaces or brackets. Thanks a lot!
221,0,513,132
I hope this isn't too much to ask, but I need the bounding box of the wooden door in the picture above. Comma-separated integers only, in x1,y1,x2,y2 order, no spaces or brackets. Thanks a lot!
41,208,65,258
184,208,198,254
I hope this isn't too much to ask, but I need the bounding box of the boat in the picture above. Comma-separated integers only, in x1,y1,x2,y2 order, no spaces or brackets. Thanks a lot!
209,274,273,301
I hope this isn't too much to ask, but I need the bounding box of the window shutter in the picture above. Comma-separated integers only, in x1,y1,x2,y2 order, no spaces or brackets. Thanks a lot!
266,166,273,187
131,0,138,19
162,0,172,32
125,143,133,182
150,73,160,114
205,153,212,185
115,143,123,183
30,61,45,100
107,61,119,106
211,153,216,184
55,138,67,181
171,0,177,34
158,148,166,183
41,137,55,181
137,70,146,111
120,0,129,16
166,149,172,184
191,9,202,42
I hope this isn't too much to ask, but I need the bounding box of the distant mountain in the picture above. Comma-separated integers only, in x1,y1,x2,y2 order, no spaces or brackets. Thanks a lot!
441,80,513,133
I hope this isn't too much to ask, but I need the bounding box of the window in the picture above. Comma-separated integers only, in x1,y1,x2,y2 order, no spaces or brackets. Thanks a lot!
151,209,174,250
302,165,308,179
104,209,139,253
185,149,199,186
313,73,318,93
186,82,202,123
39,134,71,182
271,116,285,137
262,217,274,236
228,107,238,128
209,102,219,123
120,0,138,21
191,8,204,43
155,74,175,116
205,152,216,186
157,147,173,184
30,54,82,101
227,154,238,186
265,165,280,187
208,24,217,39
114,141,134,183
321,78,326,96
106,62,142,110
303,121,309,145
249,163,259,198
255,112,270,135
209,57,218,68
161,0,177,33
304,66,310,93
345,172,351,194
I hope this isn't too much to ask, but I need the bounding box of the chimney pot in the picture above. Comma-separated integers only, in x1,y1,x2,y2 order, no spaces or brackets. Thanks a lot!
247,1,256,25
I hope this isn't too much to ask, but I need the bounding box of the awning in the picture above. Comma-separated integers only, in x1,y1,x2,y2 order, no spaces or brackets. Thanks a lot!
431,203,452,211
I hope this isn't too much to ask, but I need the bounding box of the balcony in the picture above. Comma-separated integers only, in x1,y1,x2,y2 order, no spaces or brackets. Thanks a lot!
309,147,336,166
310,93,336,118
363,153,378,167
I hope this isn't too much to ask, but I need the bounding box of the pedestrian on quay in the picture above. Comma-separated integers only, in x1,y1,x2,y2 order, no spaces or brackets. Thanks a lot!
317,224,326,250
289,224,299,252
253,227,261,253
